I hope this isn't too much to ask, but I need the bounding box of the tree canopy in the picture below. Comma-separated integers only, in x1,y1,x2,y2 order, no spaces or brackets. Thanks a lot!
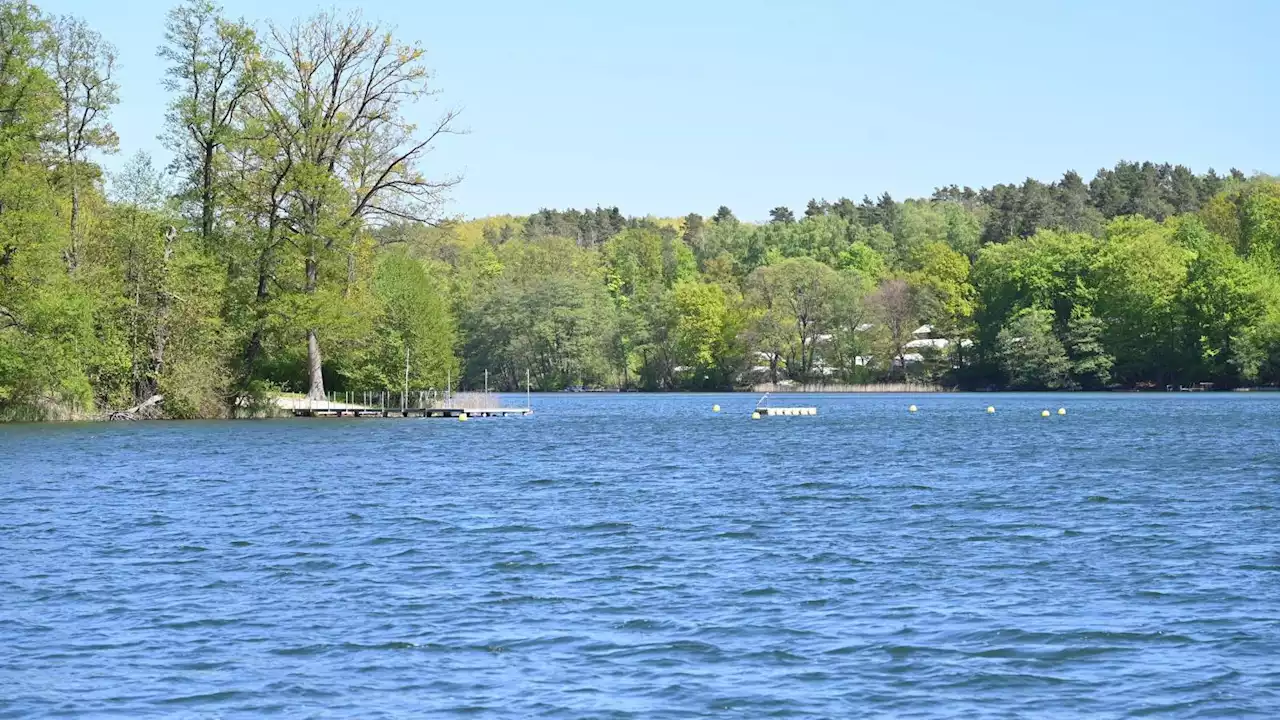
1,0,1279,420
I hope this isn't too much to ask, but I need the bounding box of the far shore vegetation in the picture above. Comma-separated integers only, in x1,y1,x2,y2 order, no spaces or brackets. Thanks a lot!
2,0,1280,420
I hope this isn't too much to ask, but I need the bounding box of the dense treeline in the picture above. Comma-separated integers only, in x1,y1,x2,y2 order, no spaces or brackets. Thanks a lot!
1,0,1278,419
419,168,1280,394
0,0,459,419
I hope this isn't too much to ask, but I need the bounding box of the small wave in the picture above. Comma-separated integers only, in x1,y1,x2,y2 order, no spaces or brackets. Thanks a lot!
940,672,1068,689
742,649,808,663
157,618,241,631
473,524,542,533
339,641,423,651
966,646,1128,661
269,644,331,656
617,618,665,630
156,690,245,705
795,481,843,490
490,560,557,572
479,594,567,606
603,640,723,659
569,522,634,533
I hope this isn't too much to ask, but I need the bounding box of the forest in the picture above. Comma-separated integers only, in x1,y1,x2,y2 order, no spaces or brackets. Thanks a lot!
2,0,1280,420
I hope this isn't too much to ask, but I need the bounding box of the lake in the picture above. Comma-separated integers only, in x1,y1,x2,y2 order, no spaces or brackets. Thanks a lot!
2,393,1278,717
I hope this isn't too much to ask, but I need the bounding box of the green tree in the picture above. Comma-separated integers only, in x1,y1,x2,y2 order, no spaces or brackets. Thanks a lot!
1092,216,1189,384
997,308,1070,390
869,277,923,378
347,251,458,391
49,14,118,268
769,206,795,224
1065,309,1112,389
463,238,616,390
1239,181,1280,266
664,280,737,389
746,257,841,379
712,205,735,224
158,0,261,245
1176,219,1267,385
255,10,460,400
909,242,974,332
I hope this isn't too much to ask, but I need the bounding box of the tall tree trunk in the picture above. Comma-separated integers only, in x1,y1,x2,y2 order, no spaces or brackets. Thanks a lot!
306,328,325,400
305,253,325,400
239,248,272,392
66,174,80,272
139,227,177,400
201,143,214,243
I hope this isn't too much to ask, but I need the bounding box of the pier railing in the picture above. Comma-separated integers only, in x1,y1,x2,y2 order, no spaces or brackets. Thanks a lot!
290,390,504,411
283,389,527,418
749,382,944,393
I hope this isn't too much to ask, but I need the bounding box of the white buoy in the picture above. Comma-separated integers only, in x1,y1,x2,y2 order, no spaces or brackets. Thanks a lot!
1041,410,1050,418
908,405,918,413
1058,407,1067,416
751,411,761,420
459,412,469,422
987,406,996,414
712,404,721,413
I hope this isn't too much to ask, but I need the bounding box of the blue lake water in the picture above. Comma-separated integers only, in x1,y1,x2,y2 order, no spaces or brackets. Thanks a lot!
2,393,1279,718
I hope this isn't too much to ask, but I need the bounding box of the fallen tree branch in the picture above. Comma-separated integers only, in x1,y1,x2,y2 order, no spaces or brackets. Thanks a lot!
109,394,164,421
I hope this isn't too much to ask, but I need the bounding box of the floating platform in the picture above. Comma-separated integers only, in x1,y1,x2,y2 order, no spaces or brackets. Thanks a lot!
293,407,531,419
756,406,817,417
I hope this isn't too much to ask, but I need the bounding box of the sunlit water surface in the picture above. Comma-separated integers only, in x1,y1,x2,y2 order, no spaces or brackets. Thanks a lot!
3,393,1279,717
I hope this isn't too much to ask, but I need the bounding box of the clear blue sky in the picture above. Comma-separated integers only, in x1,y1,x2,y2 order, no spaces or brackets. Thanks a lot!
38,0,1280,221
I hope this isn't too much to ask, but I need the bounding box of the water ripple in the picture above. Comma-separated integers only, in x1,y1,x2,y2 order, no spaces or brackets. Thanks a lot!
1,392,1279,717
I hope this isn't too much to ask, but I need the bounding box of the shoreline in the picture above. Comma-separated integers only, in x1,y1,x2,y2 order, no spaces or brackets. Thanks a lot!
6,386,1278,425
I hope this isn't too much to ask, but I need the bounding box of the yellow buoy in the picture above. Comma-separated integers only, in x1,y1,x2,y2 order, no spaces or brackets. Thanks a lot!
1041,410,1050,417
458,412,468,422
908,405,918,413
987,406,996,414
712,404,721,413
751,411,761,420
1058,408,1067,416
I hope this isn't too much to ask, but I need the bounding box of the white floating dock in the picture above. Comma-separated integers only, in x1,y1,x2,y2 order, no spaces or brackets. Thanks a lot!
756,406,817,416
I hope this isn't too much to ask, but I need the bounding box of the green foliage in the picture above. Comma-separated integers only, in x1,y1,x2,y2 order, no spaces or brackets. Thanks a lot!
603,228,694,305
463,238,615,390
746,257,844,379
344,251,458,392
1065,309,1112,389
1092,216,1189,383
997,308,1070,390
1176,219,1268,384
909,241,974,332
972,229,1098,357
3,0,1280,417
1240,182,1280,265
662,280,742,389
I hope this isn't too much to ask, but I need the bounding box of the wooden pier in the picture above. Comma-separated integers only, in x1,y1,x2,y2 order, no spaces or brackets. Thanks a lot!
293,406,530,419
280,390,531,419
